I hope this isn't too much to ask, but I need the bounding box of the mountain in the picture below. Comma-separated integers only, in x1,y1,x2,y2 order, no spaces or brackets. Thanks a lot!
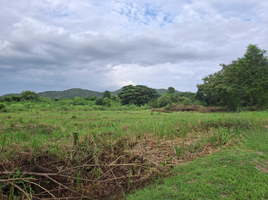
1,88,182,99
39,88,103,99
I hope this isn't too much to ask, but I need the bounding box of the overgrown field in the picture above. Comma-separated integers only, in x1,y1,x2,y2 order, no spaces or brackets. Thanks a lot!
0,109,267,199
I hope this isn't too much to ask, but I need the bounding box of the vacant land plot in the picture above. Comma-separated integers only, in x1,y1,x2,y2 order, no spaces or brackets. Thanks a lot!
0,109,267,199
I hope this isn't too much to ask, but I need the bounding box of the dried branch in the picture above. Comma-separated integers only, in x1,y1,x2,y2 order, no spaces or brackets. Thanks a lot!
23,179,56,198
7,181,31,200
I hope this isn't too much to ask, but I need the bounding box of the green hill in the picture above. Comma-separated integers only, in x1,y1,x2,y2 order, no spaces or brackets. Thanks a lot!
38,88,103,99
1,88,183,99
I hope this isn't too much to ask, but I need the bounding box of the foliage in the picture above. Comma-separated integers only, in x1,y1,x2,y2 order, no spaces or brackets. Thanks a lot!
197,44,268,110
103,97,111,107
3,96,11,102
10,94,21,102
167,87,175,94
165,103,172,110
102,90,111,99
118,85,159,106
157,94,172,107
0,103,6,111
148,99,158,108
95,98,103,106
182,97,191,106
20,90,40,101
89,96,97,101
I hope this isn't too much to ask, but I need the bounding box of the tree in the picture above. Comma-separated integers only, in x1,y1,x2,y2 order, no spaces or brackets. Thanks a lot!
157,94,172,107
11,94,21,102
167,87,175,94
20,90,40,101
89,96,97,101
0,103,6,112
3,96,11,102
102,91,111,99
197,44,268,110
95,98,103,106
118,85,159,106
103,97,111,107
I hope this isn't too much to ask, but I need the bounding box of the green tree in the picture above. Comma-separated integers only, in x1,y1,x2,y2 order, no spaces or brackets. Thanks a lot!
103,97,111,107
167,87,175,94
3,96,11,102
0,103,6,111
197,44,268,110
118,85,159,106
102,91,111,99
182,97,191,106
95,98,103,106
11,94,21,102
20,90,40,101
157,94,172,107
89,96,97,101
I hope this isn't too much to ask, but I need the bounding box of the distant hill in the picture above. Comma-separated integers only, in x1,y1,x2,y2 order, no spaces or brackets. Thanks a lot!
39,88,103,99
1,88,183,99
0,93,20,97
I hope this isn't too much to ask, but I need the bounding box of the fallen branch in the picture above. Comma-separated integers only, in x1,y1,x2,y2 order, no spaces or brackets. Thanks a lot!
7,181,31,200
23,179,56,198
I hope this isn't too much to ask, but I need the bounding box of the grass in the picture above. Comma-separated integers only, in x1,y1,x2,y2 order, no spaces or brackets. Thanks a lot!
0,107,268,199
127,127,268,200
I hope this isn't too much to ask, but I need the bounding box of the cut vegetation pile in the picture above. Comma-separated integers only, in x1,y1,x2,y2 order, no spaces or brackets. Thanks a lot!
0,110,265,199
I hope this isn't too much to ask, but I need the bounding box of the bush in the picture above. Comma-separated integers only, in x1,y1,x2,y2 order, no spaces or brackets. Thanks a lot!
183,97,191,106
95,98,103,106
20,90,40,101
148,99,158,108
165,103,172,110
89,96,97,101
0,103,6,111
3,96,11,102
157,94,172,107
11,94,21,102
103,97,111,107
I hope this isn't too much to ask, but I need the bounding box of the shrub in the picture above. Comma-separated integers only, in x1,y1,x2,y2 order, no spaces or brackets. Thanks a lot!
103,97,111,107
20,90,40,101
95,98,103,106
3,96,11,102
165,103,172,110
0,103,6,111
89,96,97,101
148,99,158,108
183,97,191,106
157,94,172,107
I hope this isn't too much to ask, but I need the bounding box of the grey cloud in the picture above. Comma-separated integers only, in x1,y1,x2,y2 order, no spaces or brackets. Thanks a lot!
0,0,268,95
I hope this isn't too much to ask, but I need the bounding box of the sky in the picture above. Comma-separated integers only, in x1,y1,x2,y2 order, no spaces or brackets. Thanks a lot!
0,0,268,95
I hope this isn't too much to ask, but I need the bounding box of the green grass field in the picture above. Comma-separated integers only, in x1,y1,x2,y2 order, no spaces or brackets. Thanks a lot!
0,108,267,199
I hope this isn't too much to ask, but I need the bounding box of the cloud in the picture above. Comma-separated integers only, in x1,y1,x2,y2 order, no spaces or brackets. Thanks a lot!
0,0,268,95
